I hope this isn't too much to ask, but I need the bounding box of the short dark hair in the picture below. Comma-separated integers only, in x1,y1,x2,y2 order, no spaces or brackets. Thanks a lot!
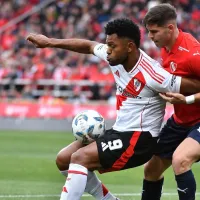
105,18,141,48
143,3,177,27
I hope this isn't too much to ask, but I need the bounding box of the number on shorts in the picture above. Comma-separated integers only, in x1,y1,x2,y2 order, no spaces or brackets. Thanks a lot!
101,139,123,151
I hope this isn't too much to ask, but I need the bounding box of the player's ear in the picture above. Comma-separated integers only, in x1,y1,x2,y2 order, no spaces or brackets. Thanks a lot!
167,24,174,33
127,42,135,53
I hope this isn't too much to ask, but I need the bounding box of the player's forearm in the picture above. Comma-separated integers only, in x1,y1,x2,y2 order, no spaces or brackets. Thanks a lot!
185,93,200,104
48,38,98,54
180,78,200,94
194,93,200,103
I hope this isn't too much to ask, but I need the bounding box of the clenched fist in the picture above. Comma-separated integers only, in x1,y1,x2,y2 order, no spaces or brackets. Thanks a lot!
26,33,50,48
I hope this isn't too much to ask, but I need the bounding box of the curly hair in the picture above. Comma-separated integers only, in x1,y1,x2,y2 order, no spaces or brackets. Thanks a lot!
143,3,177,27
105,18,141,48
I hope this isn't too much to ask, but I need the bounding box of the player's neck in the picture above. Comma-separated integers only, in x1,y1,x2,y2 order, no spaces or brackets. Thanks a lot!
123,50,140,72
165,28,179,52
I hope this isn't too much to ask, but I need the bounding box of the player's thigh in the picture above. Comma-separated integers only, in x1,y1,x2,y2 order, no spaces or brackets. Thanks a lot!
71,141,101,170
173,124,200,169
56,140,83,170
144,155,172,180
155,117,190,159
96,129,157,173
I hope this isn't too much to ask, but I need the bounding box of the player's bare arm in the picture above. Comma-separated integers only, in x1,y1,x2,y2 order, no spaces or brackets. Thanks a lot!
179,78,200,94
26,33,98,54
159,92,200,104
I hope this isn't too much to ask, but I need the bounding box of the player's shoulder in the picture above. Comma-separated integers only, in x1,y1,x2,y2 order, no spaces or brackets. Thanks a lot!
182,32,200,49
140,49,157,63
188,47,200,64
140,49,162,68
181,32,200,56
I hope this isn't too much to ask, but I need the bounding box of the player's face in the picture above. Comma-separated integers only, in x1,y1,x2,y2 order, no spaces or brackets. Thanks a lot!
106,34,129,66
146,24,172,48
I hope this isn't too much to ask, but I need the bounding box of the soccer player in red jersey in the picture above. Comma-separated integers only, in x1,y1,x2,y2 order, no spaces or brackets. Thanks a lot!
141,3,200,200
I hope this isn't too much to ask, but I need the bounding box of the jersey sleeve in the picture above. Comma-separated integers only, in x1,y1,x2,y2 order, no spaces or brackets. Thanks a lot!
145,62,182,93
188,50,200,77
93,43,108,62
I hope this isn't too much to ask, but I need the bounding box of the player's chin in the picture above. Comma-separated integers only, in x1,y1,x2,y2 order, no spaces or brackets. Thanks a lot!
154,42,163,48
108,60,118,66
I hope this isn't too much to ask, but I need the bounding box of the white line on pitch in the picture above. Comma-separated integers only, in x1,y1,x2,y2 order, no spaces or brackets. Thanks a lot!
0,193,200,198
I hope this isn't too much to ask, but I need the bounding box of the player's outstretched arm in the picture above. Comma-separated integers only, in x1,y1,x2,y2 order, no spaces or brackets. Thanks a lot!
159,92,200,104
26,33,98,54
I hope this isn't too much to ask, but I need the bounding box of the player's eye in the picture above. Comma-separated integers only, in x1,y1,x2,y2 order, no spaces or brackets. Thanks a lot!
150,30,158,34
108,43,115,48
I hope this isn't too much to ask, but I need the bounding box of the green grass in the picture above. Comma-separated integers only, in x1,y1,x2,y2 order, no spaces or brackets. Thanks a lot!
0,130,199,200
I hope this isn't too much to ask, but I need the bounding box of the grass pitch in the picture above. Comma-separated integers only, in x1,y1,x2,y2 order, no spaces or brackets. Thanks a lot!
0,130,199,200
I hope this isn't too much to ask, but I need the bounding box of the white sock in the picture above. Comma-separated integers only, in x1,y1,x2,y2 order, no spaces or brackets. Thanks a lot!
60,170,68,177
60,170,118,200
85,171,118,200
60,163,88,200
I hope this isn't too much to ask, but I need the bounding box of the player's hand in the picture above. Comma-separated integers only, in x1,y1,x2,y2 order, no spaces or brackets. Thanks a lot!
159,92,186,104
26,33,50,48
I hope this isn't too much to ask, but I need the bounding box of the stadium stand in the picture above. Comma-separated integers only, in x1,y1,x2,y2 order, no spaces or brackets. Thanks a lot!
0,0,200,102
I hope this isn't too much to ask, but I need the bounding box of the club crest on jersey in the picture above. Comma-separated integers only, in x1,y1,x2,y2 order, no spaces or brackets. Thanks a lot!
133,78,141,91
170,62,177,72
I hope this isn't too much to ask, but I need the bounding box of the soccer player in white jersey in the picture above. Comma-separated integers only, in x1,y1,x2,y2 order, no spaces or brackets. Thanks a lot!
27,18,200,200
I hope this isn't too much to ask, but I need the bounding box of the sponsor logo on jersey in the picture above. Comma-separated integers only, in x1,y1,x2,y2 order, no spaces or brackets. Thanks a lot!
193,51,200,56
170,62,177,72
178,46,189,52
116,84,141,99
171,75,177,87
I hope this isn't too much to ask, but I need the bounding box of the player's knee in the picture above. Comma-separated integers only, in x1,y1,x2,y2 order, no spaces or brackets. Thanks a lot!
56,141,83,171
172,153,191,174
56,150,71,171
143,156,169,180
143,162,153,178
71,148,90,166
144,162,162,180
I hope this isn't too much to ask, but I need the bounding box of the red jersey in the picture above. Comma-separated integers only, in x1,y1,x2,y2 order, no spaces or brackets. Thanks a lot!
161,30,200,126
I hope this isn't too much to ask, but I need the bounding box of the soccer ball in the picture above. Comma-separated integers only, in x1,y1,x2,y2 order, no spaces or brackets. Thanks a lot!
72,110,105,144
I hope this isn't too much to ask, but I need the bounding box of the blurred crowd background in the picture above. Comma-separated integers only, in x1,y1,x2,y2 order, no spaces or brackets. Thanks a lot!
0,0,200,103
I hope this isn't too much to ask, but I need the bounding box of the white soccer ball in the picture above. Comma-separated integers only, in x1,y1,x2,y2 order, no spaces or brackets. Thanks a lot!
72,110,105,144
